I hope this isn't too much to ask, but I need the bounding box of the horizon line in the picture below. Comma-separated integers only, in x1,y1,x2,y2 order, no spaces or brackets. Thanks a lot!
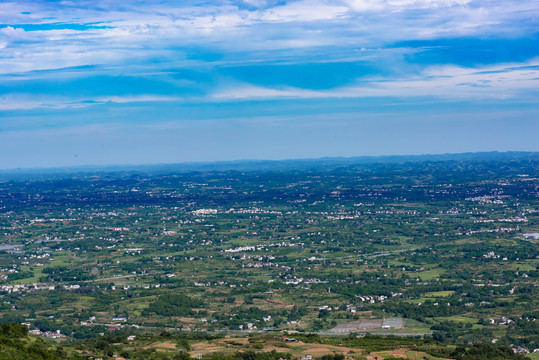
0,150,537,174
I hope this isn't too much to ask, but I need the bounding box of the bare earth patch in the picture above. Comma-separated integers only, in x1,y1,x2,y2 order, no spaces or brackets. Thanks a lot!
145,340,177,352
373,349,408,358
216,337,250,345
190,342,228,356
293,341,363,357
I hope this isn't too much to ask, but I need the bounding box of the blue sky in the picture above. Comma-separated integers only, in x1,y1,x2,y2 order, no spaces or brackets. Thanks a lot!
0,0,538,169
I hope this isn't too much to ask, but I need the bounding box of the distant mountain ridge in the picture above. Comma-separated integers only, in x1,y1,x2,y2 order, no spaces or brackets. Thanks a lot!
0,151,537,180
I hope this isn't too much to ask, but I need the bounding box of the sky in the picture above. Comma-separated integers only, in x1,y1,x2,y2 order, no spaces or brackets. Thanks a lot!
0,0,538,169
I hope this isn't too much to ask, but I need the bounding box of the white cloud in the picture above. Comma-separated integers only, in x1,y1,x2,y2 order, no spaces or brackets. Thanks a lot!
261,1,349,22
383,0,472,9
0,0,534,76
344,0,385,11
212,83,324,99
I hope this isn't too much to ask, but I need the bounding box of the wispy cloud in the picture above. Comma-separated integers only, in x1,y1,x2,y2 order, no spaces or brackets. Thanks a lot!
2,58,537,111
0,94,188,110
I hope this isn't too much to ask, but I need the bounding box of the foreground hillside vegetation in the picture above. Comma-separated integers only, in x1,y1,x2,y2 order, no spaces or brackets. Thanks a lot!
0,323,531,360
